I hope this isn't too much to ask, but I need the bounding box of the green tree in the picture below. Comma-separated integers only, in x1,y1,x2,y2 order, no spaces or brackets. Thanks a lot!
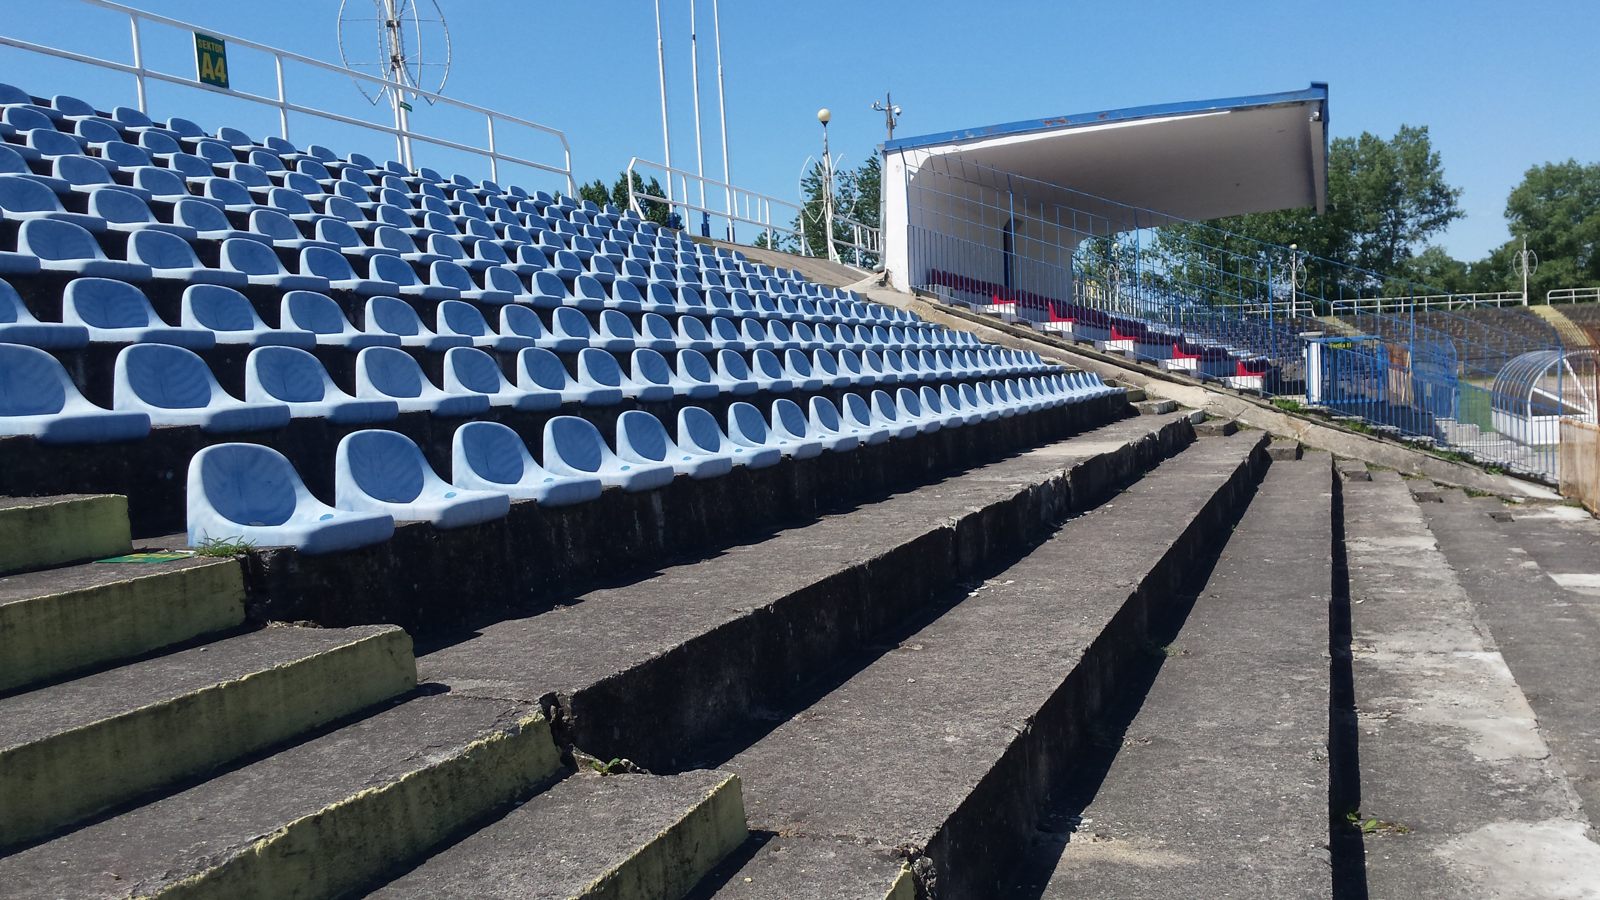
575,171,673,227
1493,159,1600,300
778,155,882,265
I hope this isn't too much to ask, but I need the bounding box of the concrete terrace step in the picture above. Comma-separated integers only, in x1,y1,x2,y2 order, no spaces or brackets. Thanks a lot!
689,835,913,900
0,693,561,899
419,410,1200,771
0,623,414,849
0,494,131,576
711,431,1269,899
1027,452,1335,897
0,555,244,694
1341,469,1600,898
368,770,746,899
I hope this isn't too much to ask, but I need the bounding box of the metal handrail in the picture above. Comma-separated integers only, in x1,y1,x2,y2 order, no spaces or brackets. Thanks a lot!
626,156,809,253
1548,287,1600,305
0,0,574,193
1328,292,1527,314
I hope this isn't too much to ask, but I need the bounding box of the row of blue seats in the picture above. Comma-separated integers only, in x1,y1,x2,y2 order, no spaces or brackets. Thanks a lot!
0,278,971,358
0,337,1055,442
187,371,1118,553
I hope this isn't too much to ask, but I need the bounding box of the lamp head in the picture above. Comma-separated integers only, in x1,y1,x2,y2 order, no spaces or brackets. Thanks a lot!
817,108,831,125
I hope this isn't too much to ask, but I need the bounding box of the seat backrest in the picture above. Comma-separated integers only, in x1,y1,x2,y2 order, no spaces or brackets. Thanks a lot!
751,349,784,378
129,228,200,269
358,346,425,399
301,246,357,280
783,349,813,376
223,238,287,276
809,396,843,432
341,429,426,503
517,347,569,391
577,347,623,387
430,260,474,291
184,284,260,332
366,296,425,337
0,278,31,326
248,345,329,403
677,349,714,383
630,349,672,386
842,393,873,428
871,389,899,422
544,415,605,473
283,290,351,335
445,346,505,393
772,398,809,438
457,420,526,483
598,310,636,339
716,349,751,379
499,304,544,339
119,343,215,409
249,209,302,243
617,410,670,462
369,253,420,287
19,218,104,263
65,277,155,328
727,402,769,444
677,406,723,453
173,197,231,232
550,306,591,338
88,186,156,226
438,299,490,337
0,344,72,415
195,443,300,527
0,175,58,214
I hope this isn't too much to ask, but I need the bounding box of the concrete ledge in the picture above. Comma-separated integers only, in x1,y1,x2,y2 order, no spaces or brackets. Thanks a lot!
0,557,245,694
371,770,747,900
242,396,1129,636
0,495,131,576
698,835,913,899
0,624,415,849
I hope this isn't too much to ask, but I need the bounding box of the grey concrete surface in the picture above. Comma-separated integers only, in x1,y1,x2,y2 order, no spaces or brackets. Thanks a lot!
721,433,1266,899
1030,453,1335,899
1342,470,1600,898
696,835,910,899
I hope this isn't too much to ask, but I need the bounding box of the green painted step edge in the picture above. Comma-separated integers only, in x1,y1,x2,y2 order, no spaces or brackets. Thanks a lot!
0,495,131,576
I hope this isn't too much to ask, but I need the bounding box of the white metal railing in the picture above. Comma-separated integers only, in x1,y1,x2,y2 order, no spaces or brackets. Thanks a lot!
0,0,575,193
627,157,808,252
1548,287,1600,305
1328,291,1527,315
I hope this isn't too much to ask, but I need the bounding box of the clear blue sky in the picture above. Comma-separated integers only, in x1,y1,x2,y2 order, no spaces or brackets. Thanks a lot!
4,0,1596,262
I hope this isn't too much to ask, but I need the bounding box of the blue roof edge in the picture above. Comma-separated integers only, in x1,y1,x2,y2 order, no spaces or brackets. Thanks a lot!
883,83,1331,154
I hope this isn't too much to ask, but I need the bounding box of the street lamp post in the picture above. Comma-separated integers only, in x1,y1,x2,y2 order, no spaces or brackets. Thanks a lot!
818,107,837,262
870,92,901,142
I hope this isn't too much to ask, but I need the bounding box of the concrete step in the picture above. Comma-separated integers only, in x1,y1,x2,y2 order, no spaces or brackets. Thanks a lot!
419,410,1202,771
0,494,131,576
1135,398,1180,415
1342,471,1600,897
711,431,1269,899
1026,452,1335,897
0,693,561,899
0,556,245,694
690,835,913,899
0,623,414,849
368,769,746,899
1268,436,1302,460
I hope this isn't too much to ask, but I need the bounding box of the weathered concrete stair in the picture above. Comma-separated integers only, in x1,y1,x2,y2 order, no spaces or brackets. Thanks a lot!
368,769,747,899
419,409,1202,772
0,494,130,575
702,431,1269,899
1028,452,1334,897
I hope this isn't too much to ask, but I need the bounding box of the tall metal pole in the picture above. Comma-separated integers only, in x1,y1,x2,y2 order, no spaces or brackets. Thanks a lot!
1521,237,1530,306
712,0,733,240
689,0,707,226
653,0,674,206
382,0,412,168
819,108,837,263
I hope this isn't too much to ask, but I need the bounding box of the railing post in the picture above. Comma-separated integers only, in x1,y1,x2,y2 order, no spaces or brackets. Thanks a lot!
485,116,499,183
127,12,147,113
273,53,289,141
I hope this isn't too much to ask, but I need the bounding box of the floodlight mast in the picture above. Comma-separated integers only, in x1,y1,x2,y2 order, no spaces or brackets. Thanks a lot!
871,92,901,141
654,0,674,206
819,107,837,263
713,0,733,241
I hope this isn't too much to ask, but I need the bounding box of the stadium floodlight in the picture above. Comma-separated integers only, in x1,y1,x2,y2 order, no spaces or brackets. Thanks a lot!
817,109,837,262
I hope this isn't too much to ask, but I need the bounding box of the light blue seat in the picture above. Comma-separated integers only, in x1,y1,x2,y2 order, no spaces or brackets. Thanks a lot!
443,345,556,411
245,345,398,424
577,347,671,402
127,229,248,287
593,309,638,352
920,385,967,428
780,349,825,392
63,278,215,348
282,290,399,349
501,304,574,353
672,349,727,398
114,343,289,432
356,345,489,417
437,299,533,351
674,314,713,352
0,175,105,231
706,317,746,351
220,238,331,292
525,269,569,309
0,343,149,442
0,277,87,348
428,260,513,304
615,408,730,480
88,187,195,240
17,218,149,280
172,198,264,244
569,273,609,312
711,349,760,395
300,246,399,296
609,278,646,313
677,405,779,469
542,415,675,492
748,349,794,393
812,394,885,446
631,347,715,400
960,382,1001,423
188,443,394,553
810,350,852,389
337,429,509,528
516,347,620,406
895,387,941,434
364,295,468,350
370,253,459,301
182,284,313,348
451,420,602,506
248,209,335,252
770,398,837,457
724,401,792,461
868,389,920,440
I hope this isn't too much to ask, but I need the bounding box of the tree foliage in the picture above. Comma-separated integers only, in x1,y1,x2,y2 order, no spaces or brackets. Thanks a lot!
576,170,673,226
764,154,882,266
1491,159,1600,298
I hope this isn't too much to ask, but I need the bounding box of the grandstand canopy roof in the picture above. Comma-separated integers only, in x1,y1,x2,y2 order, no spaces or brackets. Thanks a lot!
884,84,1329,220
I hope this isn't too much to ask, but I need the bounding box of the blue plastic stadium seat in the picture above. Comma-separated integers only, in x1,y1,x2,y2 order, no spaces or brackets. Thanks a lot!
181,284,312,348
437,299,533,351
710,349,760,395
516,347,620,406
355,345,489,417
114,343,289,432
125,229,247,288
542,414,675,492
577,346,671,402
188,443,394,554
616,408,731,480
336,429,509,528
0,175,105,231
451,420,602,506
368,253,459,301
677,405,779,469
0,343,149,443
894,387,942,434
364,295,468,350
281,290,398,349
593,309,639,352
867,389,920,439
767,398,834,458
245,345,398,424
724,401,792,460
500,304,570,352
216,238,328,291
63,278,215,348
0,277,87,348
442,345,557,411
300,246,399,295
17,218,150,280
674,314,713,352
748,349,794,393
